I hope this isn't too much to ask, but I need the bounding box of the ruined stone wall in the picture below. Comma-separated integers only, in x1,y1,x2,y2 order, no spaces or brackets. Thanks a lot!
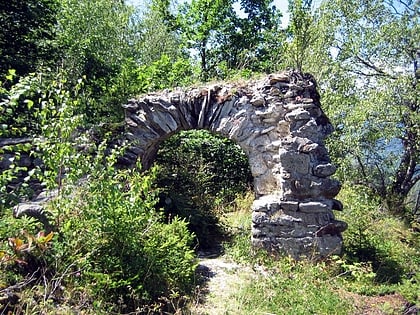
122,70,347,259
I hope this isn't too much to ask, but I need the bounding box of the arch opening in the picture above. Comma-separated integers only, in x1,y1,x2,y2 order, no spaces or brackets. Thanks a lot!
121,71,347,259
154,129,253,251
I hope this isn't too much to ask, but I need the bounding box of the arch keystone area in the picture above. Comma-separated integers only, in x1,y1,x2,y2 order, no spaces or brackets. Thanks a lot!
121,70,347,259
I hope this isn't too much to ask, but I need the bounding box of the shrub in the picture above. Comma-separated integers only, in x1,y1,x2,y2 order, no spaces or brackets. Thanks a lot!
1,71,198,313
53,162,197,313
336,184,420,286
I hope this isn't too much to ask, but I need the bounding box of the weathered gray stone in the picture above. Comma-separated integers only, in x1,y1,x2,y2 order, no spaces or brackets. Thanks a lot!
268,73,290,84
252,194,281,212
269,213,303,226
269,224,315,238
299,201,332,213
291,177,341,199
252,211,270,224
331,199,344,211
315,235,344,257
252,226,270,237
316,220,348,237
285,108,312,121
122,100,138,112
249,155,268,176
250,93,266,107
116,70,346,259
299,142,319,153
313,163,337,177
279,149,310,174
280,201,299,212
13,203,53,233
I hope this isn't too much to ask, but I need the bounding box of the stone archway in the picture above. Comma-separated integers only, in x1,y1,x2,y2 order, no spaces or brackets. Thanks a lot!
121,70,347,259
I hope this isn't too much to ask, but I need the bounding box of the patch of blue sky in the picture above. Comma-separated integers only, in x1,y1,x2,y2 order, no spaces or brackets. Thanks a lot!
124,0,323,28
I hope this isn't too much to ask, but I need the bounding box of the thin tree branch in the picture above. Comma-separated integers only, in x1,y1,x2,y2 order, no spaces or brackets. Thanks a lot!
0,269,39,294
354,54,399,79
397,0,416,13
384,0,405,16
374,161,387,197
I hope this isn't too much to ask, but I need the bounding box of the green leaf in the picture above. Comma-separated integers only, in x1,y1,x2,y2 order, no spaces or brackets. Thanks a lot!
24,99,34,109
6,69,16,81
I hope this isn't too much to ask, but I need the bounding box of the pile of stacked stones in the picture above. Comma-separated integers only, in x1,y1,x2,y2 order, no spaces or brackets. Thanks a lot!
122,70,347,259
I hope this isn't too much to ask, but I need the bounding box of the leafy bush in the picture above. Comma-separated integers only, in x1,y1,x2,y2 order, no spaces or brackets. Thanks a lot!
53,161,197,312
1,72,198,313
137,54,196,92
0,70,89,213
336,185,420,285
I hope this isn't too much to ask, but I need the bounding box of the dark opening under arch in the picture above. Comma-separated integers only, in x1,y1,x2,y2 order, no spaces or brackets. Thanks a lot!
154,129,253,250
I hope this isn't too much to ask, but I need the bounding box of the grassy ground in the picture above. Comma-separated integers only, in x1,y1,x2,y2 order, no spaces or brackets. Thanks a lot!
1,187,418,314
186,189,420,315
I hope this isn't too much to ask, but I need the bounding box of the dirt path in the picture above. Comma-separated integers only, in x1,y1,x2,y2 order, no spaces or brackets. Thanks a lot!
189,256,255,315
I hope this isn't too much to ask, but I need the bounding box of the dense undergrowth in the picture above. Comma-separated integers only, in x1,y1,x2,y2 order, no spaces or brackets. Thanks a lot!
0,161,197,314
2,175,419,314
1,0,419,312
155,129,253,250
0,72,198,313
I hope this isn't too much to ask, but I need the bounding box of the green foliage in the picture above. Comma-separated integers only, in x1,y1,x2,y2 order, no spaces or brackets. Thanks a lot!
2,0,420,312
177,0,236,80
223,219,419,313
308,0,420,216
54,162,197,312
285,0,316,71
155,129,253,249
0,0,60,76
176,0,284,78
57,0,133,82
34,78,86,191
56,0,140,122
1,70,41,137
0,70,89,211
137,54,196,92
232,258,354,315
0,162,197,313
0,70,197,313
336,185,420,286
214,0,284,74
0,74,29,208
222,184,419,311
222,191,254,263
131,3,183,66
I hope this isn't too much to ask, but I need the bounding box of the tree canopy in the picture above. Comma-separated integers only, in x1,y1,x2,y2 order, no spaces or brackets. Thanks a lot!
0,0,60,76
310,0,419,214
